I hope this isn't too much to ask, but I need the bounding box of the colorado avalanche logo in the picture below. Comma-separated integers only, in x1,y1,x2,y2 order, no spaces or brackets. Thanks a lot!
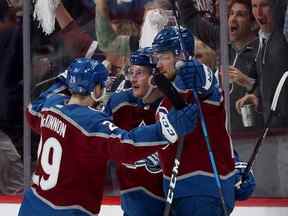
121,121,162,173
144,153,162,174
122,153,162,174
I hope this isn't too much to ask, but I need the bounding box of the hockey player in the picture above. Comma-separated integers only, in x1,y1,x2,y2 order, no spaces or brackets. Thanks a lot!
18,58,198,216
154,27,256,204
104,47,165,216
152,26,236,215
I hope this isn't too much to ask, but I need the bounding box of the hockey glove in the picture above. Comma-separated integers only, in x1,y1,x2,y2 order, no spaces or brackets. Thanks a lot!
159,103,198,143
234,161,256,201
176,59,214,96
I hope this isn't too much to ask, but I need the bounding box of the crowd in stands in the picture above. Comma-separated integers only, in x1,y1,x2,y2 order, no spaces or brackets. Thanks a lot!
0,0,288,199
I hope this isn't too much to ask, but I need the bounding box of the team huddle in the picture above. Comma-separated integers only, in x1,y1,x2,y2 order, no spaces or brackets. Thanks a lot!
18,26,255,216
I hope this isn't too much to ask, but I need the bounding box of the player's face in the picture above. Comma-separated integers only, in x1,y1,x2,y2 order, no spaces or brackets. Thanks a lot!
130,65,151,98
228,3,254,43
251,0,272,33
155,51,177,80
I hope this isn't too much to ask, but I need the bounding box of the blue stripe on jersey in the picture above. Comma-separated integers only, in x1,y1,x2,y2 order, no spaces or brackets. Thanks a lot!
32,93,168,147
18,188,97,216
163,171,236,210
120,190,165,216
45,105,168,147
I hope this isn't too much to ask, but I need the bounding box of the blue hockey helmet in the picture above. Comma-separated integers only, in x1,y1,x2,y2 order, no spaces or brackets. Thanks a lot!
152,26,194,57
130,47,155,69
66,58,108,95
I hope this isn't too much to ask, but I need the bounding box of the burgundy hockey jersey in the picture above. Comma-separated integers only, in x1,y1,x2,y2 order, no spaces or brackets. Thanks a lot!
105,89,165,215
23,82,168,215
156,90,236,209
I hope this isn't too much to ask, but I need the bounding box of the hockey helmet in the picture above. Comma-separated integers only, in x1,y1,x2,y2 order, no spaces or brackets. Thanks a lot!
130,47,155,69
152,26,194,57
66,58,108,95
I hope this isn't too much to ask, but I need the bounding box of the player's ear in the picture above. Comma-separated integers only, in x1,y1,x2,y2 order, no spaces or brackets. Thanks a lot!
91,84,106,103
94,84,102,98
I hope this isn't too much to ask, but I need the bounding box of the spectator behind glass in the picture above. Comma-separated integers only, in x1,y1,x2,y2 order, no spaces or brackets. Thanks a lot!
226,0,264,135
95,0,173,56
94,0,178,103
95,0,143,92
95,0,139,57
174,0,272,198
53,1,126,86
236,0,288,197
53,2,105,60
107,0,153,25
0,0,24,195
176,0,264,134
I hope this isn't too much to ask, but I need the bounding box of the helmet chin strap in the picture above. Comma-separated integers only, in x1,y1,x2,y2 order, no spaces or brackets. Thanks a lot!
142,76,158,103
90,87,107,103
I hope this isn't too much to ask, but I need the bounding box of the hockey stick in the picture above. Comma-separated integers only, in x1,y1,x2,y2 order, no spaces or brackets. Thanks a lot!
152,66,187,216
33,75,59,89
31,71,70,99
243,71,288,178
31,75,59,99
161,1,229,216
